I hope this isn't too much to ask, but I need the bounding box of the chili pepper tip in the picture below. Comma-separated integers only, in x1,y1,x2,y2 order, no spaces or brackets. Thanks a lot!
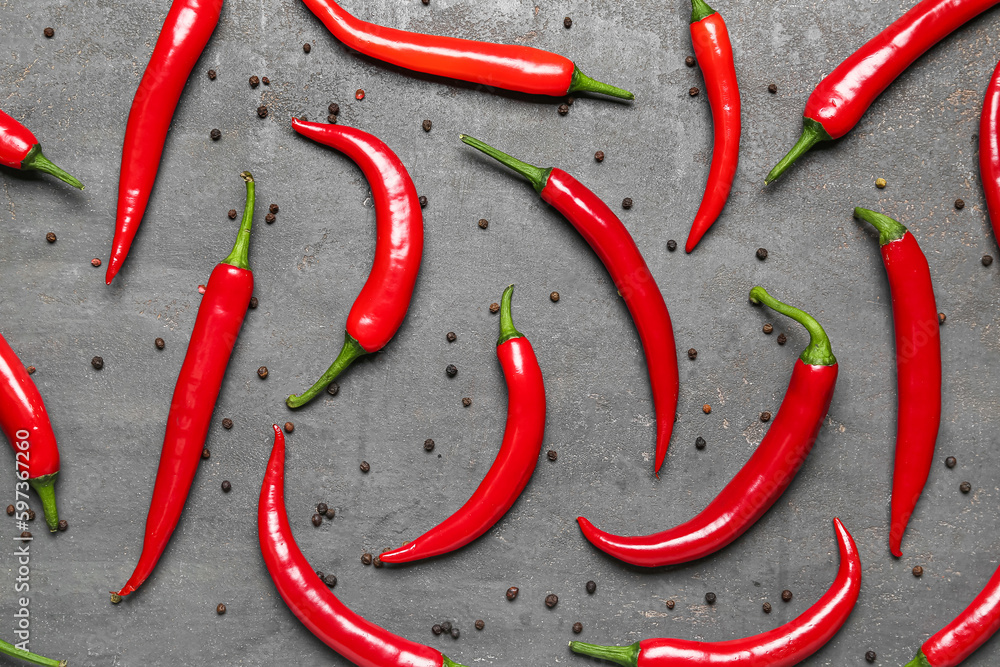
460,135,551,193
21,144,84,190
853,207,907,246
765,119,832,185
286,332,368,408
749,287,836,366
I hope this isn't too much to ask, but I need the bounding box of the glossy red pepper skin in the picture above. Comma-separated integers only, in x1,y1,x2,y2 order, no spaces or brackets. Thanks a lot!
300,0,632,99
684,0,740,253
571,519,861,667
286,119,423,408
459,136,679,476
106,0,224,285
113,173,255,600
907,563,1000,667
578,287,836,567
855,208,940,557
767,0,1000,183
380,286,545,564
0,108,83,189
0,333,61,532
259,424,467,667
981,59,1000,245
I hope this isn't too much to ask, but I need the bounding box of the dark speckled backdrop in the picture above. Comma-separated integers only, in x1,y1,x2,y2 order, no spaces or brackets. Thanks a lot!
1,0,999,664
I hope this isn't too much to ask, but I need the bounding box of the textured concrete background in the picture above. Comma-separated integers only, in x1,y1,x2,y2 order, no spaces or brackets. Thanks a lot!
1,0,999,665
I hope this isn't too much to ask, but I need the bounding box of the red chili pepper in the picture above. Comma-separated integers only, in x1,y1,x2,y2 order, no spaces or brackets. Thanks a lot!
112,172,256,600
460,135,678,476
854,207,940,557
286,119,423,408
0,109,82,189
258,424,468,667
0,334,62,532
684,0,740,253
105,0,224,285
577,286,836,566
766,0,1000,184
570,518,861,667
906,562,1000,666
981,59,1000,244
0,639,66,667
380,285,545,564
301,0,633,99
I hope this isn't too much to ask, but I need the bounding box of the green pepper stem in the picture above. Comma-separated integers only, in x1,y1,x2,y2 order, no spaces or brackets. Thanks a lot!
749,286,836,366
0,637,67,667
904,650,932,667
568,67,635,100
221,172,256,270
459,135,552,194
569,641,640,667
21,144,83,190
286,332,368,408
690,0,717,23
765,118,832,185
497,285,524,345
442,655,469,667
853,207,908,246
28,473,59,532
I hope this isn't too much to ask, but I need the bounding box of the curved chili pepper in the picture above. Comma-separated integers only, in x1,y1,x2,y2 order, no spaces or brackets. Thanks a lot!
684,0,740,253
0,334,61,531
906,562,1000,666
105,0,224,285
570,518,860,667
0,640,66,667
286,119,423,408
380,285,545,564
0,109,82,189
112,172,256,600
766,0,1000,184
981,59,1000,245
301,0,633,100
577,286,836,567
259,424,468,667
460,135,678,476
855,207,940,557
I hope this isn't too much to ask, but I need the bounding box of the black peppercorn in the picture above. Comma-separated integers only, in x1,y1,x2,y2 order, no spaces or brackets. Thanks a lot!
622,197,633,209
695,436,706,450
665,600,675,609
20,532,30,539
303,43,311,53
945,456,957,468
446,364,457,377
545,594,558,608
284,422,294,433
595,150,605,162
489,302,500,314
249,296,258,309
257,105,268,118
5,505,12,515
155,337,165,350
763,602,772,613
361,553,373,565
450,628,459,639
763,323,773,334
462,397,472,407
687,348,697,360
419,195,428,208
45,232,56,243
210,128,221,141
327,382,339,396
328,114,338,124
44,27,55,38
91,356,104,370
440,622,452,633
228,209,238,219
564,16,573,28
27,509,34,521
550,292,560,302
447,331,457,342
685,56,696,67
222,418,233,429
547,450,557,461
865,650,877,663
586,580,596,594
317,503,329,515
422,119,432,132
432,624,443,635
311,514,323,527
329,103,340,115
756,247,768,260
26,366,35,374
667,239,677,251
506,586,519,601
955,198,965,210
961,481,971,493
689,87,700,96
777,333,787,345
57,519,68,531
262,77,269,85
760,411,772,422
324,574,337,587
249,75,260,88
939,312,946,324
221,480,231,493
217,603,226,615
202,448,210,459
768,83,778,94
424,439,435,452
265,213,276,224
572,622,583,634
478,219,488,229
475,619,484,630
912,566,923,577
257,366,269,379
705,592,716,604
983,255,993,267
558,103,570,116
781,589,793,602
360,461,370,473
373,555,383,568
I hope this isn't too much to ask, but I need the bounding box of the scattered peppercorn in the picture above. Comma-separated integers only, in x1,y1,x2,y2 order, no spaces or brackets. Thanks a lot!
91,356,104,370
545,594,558,608
689,87,700,96
152,337,165,350
422,119,432,132
360,461,370,473
557,103,570,116
262,76,270,85
202,448,210,460
419,440,434,454
257,366,268,379
207,69,217,80
44,27,55,38
446,364,458,377
763,602,772,613
865,650,877,663
939,312,946,324
303,43,311,53
228,209,238,219
595,150,605,162
419,195,428,208
777,333,787,345
665,600,675,609
550,292,560,302
756,247,768,260
475,620,485,630
983,255,994,266
563,16,573,27
217,603,226,615
46,232,56,243
695,436,706,450
912,566,923,577
667,239,677,251
440,622,452,633
257,105,268,118
478,218,488,229
316,503,329,516
5,505,12,516
547,450,557,461
506,587,519,601
622,197,633,209
26,366,35,375
265,213,276,224
462,397,472,407
221,480,231,493
763,323,773,334
269,203,279,215
329,103,340,115
782,589,793,602
449,628,459,639
875,177,887,189
490,302,500,313
325,508,335,519
685,56,696,67
327,382,339,396
57,520,68,531
373,555,383,568
586,581,596,594
249,75,260,88
432,624,443,635
687,348,697,360
91,258,102,267
702,404,711,414
328,114,338,124
945,456,957,468
760,411,772,422
324,574,337,587
960,481,972,493
284,422,294,433
355,89,365,100
362,553,373,565
20,532,30,539
222,418,233,430
955,199,965,210
572,622,583,634
249,296,258,309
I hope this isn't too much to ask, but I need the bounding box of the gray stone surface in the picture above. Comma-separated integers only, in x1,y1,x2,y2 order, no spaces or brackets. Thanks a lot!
0,0,999,664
